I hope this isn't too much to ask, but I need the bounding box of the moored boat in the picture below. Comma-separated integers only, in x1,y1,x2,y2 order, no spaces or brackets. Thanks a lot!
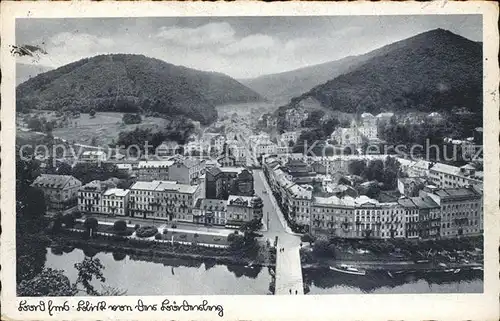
329,264,366,276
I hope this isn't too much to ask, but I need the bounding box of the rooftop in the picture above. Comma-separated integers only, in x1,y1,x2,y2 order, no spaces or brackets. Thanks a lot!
104,188,130,197
32,174,80,189
155,181,199,194
138,160,174,169
432,187,481,199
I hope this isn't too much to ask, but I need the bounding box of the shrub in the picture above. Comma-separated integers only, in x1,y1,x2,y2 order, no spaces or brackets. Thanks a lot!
179,234,187,239
83,217,98,234
135,226,158,238
62,214,76,228
154,233,162,240
162,229,168,235
122,113,142,125
73,211,82,218
134,224,140,230
301,233,316,244
113,220,127,232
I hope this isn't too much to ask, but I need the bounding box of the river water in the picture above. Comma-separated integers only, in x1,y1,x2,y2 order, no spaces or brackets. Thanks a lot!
45,248,482,295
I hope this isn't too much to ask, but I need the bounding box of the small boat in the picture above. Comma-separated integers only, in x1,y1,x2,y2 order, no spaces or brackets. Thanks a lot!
453,269,461,274
246,262,254,268
438,263,448,268
387,271,394,278
329,264,366,276
444,269,454,273
472,266,483,271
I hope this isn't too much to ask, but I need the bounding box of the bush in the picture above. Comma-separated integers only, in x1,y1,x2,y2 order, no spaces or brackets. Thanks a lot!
122,113,142,125
154,233,162,240
134,224,140,230
179,234,187,239
301,233,316,244
113,220,127,232
162,229,168,235
135,226,158,238
83,217,98,234
62,214,76,228
73,211,82,218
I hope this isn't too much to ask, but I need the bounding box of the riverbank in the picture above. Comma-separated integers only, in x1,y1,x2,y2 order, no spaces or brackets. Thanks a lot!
50,229,275,268
302,260,483,273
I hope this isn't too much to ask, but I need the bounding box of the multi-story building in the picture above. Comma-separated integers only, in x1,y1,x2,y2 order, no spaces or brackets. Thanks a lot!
428,163,483,189
31,174,82,210
397,177,427,196
101,188,130,216
285,184,313,227
205,167,254,200
80,150,107,163
406,160,432,178
192,198,227,225
281,131,300,144
330,122,364,146
410,196,441,239
78,180,115,213
156,141,180,157
254,139,277,157
129,180,201,222
135,160,173,181
226,195,263,228
168,158,205,185
311,196,356,238
421,186,483,238
397,198,420,239
359,113,378,139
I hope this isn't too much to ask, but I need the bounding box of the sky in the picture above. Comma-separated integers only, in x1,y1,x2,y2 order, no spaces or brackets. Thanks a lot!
16,15,482,79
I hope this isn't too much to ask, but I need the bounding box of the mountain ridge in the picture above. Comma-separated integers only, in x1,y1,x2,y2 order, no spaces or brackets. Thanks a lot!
16,54,264,125
280,28,482,116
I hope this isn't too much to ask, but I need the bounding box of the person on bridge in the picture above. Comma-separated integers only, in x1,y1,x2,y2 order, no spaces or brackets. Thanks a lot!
289,289,292,294
295,290,298,295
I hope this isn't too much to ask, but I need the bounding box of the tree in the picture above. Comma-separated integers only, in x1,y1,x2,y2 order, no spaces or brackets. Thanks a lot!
113,220,127,232
240,218,262,233
74,257,106,295
83,217,99,237
17,268,77,296
89,109,96,118
227,231,245,251
51,214,64,234
62,213,76,228
312,239,331,257
348,159,367,176
122,113,142,124
301,233,316,244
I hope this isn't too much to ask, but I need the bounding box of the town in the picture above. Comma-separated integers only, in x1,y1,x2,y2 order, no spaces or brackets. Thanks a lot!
14,18,485,297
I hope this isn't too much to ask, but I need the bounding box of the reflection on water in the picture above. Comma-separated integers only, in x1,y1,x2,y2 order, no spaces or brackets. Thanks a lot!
45,247,483,295
45,247,271,295
303,268,483,294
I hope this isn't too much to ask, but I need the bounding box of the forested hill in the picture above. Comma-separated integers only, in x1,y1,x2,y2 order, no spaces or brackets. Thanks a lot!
16,54,263,124
284,29,482,114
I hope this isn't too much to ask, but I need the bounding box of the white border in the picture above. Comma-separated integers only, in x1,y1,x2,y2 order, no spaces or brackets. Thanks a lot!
1,2,499,320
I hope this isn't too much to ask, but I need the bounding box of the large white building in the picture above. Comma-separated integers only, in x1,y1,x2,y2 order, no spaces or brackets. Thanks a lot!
129,180,201,222
101,188,130,216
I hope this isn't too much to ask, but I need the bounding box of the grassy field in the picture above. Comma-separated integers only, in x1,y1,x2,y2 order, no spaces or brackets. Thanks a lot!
18,111,170,147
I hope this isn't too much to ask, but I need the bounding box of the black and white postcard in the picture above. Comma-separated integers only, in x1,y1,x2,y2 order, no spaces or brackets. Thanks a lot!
1,1,499,320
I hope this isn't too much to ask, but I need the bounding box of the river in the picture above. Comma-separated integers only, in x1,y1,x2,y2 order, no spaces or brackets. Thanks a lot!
45,248,483,295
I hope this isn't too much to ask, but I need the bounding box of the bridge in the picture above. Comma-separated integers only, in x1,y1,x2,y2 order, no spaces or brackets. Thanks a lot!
275,244,304,295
